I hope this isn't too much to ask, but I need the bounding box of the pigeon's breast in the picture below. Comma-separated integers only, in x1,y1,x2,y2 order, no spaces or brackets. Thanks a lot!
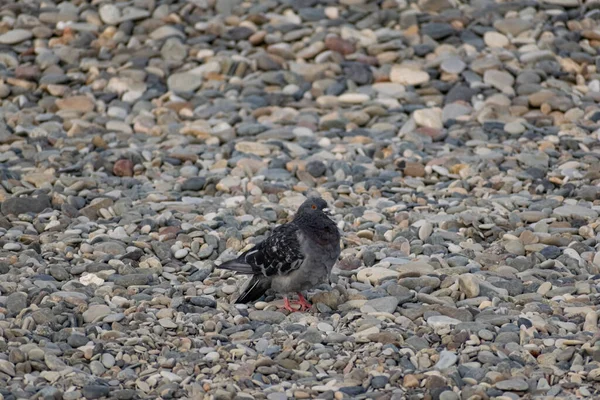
271,258,329,293
270,231,338,293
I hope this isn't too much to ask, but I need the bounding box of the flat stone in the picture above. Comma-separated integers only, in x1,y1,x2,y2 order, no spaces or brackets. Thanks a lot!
0,29,33,44
554,205,598,219
357,267,400,284
167,73,203,92
494,19,533,36
390,66,430,86
235,142,271,156
435,351,458,370
427,316,462,329
50,291,89,306
542,0,579,6
391,261,435,276
113,274,152,287
484,31,509,48
484,70,515,94
158,318,178,328
249,310,286,323
150,26,185,40
83,305,111,323
6,292,27,315
0,360,16,377
440,57,466,74
372,83,406,97
99,4,121,24
414,107,443,129
495,379,529,391
365,296,399,314
56,96,95,113
442,103,472,122
82,385,110,399
504,121,525,135
1,194,52,216
458,274,480,298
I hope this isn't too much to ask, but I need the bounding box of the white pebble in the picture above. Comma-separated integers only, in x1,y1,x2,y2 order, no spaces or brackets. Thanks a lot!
204,352,220,362
317,322,334,332
174,249,188,259
324,6,339,19
222,285,237,295
80,273,105,286
3,243,21,251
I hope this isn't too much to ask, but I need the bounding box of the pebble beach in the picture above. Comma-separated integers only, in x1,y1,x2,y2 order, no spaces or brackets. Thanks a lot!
1,0,600,399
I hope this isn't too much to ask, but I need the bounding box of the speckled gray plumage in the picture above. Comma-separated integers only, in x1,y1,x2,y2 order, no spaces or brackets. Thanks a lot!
218,197,341,304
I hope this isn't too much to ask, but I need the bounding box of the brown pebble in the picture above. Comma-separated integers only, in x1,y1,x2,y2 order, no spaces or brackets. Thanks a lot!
113,159,134,177
55,95,95,113
404,374,420,388
403,162,426,177
92,135,107,149
325,36,355,55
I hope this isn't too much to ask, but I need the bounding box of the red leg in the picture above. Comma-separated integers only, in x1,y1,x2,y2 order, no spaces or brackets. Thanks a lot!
294,292,312,311
278,296,296,313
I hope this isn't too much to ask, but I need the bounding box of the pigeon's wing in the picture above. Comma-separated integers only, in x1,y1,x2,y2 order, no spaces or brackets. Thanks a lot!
239,223,306,277
218,259,255,274
235,274,272,304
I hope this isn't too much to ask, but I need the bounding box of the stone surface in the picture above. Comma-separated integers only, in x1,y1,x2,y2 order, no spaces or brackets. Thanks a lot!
82,305,111,323
0,1,598,399
390,66,430,86
0,29,33,44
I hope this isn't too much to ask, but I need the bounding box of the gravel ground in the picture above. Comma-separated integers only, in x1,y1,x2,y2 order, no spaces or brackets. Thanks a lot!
1,0,600,399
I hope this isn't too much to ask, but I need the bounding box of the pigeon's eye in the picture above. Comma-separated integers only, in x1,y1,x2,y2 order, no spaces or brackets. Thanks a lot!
311,204,317,210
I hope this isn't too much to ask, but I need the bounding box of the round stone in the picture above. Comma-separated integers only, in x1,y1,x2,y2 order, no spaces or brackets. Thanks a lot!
484,31,509,47
440,57,466,74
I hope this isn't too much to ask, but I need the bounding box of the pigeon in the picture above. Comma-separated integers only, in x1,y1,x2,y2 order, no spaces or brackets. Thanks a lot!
218,197,341,312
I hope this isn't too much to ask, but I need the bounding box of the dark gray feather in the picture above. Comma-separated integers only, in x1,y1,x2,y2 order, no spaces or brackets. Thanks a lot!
235,275,271,303
218,260,255,274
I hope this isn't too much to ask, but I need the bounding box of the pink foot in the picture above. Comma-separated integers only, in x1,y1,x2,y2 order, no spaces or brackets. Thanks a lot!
292,292,312,311
278,297,298,313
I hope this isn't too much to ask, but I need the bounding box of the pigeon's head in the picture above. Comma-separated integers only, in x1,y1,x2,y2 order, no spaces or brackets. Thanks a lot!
297,197,331,217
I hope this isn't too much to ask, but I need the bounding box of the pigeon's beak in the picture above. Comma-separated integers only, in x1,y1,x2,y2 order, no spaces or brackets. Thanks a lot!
323,207,331,216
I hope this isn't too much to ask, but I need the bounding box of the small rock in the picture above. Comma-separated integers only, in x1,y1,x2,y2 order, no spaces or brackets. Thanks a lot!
458,274,480,298
0,360,15,376
82,385,110,400
427,316,462,329
365,296,399,314
554,205,598,219
249,310,286,323
325,36,355,55
495,379,529,391
113,159,134,177
306,160,327,177
1,195,52,216
56,96,95,113
435,351,458,370
414,108,443,129
484,31,509,48
390,66,430,85
83,305,111,323
6,292,27,315
357,267,400,285
99,4,121,24
0,29,33,44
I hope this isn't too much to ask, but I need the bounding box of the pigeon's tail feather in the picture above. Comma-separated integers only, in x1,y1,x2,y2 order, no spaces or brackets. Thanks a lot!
236,275,271,304
218,259,254,274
